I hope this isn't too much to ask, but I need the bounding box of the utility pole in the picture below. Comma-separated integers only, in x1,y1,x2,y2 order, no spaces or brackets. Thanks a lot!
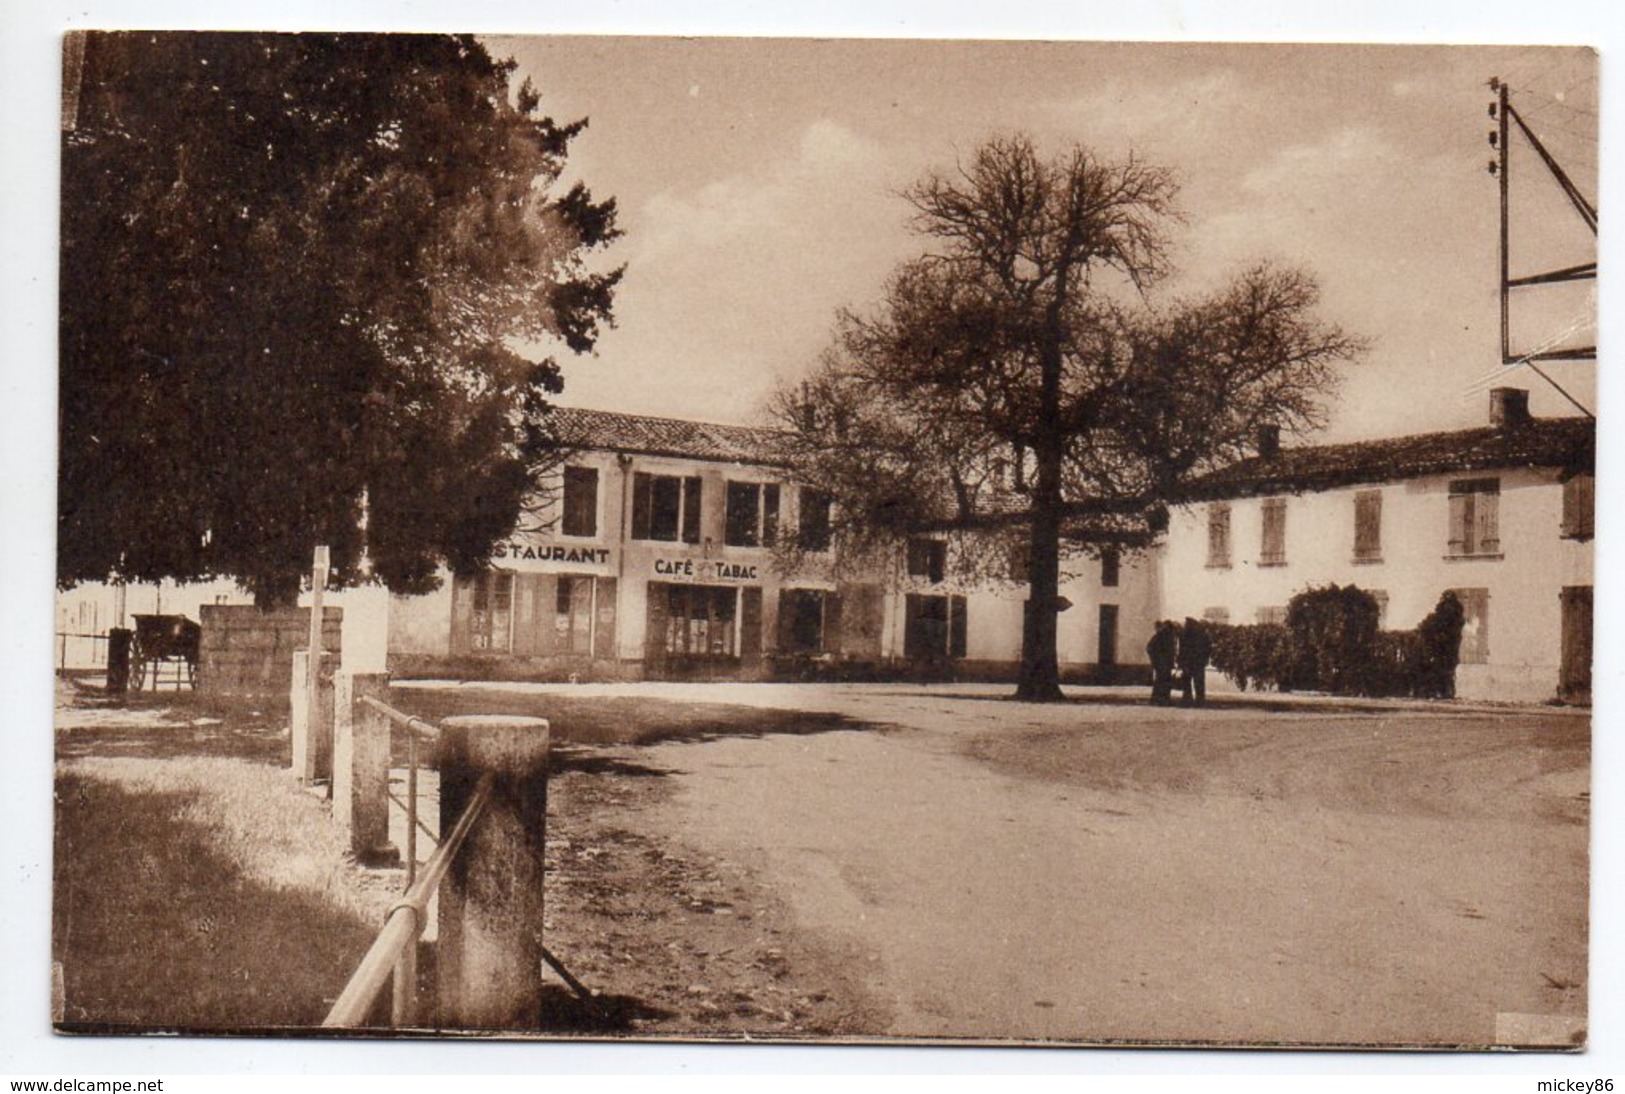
1487,75,1596,417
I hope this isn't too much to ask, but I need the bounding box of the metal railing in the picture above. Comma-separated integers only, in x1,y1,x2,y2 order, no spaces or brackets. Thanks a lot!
323,766,494,1029
55,631,109,676
360,695,439,888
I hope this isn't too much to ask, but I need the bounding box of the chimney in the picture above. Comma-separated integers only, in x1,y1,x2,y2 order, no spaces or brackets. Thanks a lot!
1490,387,1532,428
1256,423,1281,458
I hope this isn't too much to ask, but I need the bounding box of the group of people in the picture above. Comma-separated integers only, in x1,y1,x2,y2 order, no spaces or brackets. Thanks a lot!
1145,617,1213,707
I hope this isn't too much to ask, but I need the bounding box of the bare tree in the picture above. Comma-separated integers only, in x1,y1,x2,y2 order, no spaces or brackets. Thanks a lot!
774,134,1361,701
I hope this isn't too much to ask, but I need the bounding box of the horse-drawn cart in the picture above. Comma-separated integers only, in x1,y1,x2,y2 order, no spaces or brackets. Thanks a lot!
129,613,201,690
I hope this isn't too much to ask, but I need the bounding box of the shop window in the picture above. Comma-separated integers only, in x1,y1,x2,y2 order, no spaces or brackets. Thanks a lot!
555,575,595,654
470,571,513,653
1447,478,1500,557
1100,546,1120,587
561,466,599,538
632,472,702,544
725,481,780,547
1206,504,1231,568
1450,587,1490,664
1353,489,1383,562
798,487,833,552
1370,589,1390,628
907,537,947,583
1562,474,1594,540
661,584,738,659
1260,498,1287,566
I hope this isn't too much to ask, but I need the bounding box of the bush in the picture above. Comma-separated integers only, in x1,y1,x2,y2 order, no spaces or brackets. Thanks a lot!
1208,587,1465,699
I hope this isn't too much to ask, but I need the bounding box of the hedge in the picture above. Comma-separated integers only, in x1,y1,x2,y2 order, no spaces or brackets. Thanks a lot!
1208,586,1465,698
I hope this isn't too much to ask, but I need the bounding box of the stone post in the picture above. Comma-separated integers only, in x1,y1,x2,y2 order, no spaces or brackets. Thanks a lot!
436,715,551,1031
334,672,398,866
290,649,335,786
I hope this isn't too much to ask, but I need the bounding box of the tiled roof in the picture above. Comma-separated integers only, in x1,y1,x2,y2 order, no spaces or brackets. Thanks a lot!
1182,416,1594,501
551,406,788,465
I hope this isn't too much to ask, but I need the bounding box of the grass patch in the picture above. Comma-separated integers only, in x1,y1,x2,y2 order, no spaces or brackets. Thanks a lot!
53,756,397,1031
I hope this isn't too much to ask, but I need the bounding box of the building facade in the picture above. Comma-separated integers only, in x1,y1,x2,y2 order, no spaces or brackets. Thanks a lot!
1160,389,1594,703
386,407,1153,682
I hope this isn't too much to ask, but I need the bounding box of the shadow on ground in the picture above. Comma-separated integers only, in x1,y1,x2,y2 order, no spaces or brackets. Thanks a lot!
53,773,378,1030
55,690,287,765
395,691,881,748
536,985,674,1033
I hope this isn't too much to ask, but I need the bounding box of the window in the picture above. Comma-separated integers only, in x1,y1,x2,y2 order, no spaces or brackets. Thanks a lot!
470,571,513,652
1353,490,1383,562
907,538,947,583
1450,587,1490,664
1097,603,1119,666
1447,478,1500,557
660,584,738,659
725,481,780,547
1562,474,1594,540
780,588,829,654
1008,542,1031,583
1206,504,1232,568
903,593,967,660
1260,498,1287,566
1256,606,1287,625
1100,547,1120,588
632,472,702,543
798,487,833,552
1202,607,1230,625
561,466,599,538
555,575,595,654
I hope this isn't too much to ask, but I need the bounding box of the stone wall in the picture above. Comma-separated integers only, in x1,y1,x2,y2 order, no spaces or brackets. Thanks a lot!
198,605,342,706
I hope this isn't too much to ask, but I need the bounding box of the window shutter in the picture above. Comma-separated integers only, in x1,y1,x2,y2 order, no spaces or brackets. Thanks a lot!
1207,504,1231,566
1261,499,1286,564
631,473,653,540
776,589,795,652
1447,492,1469,555
682,476,703,544
592,577,617,660
824,593,843,655
1476,492,1499,553
1563,475,1594,540
949,595,968,659
1354,491,1381,560
764,484,780,545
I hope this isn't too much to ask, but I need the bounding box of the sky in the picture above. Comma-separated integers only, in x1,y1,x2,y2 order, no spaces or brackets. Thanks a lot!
492,38,1598,443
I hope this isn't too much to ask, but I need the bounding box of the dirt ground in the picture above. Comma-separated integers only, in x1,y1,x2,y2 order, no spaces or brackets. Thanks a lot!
411,682,1590,1049
53,680,1590,1048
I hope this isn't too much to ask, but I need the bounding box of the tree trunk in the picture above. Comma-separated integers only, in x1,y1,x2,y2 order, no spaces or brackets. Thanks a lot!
1016,481,1065,701
1016,335,1067,701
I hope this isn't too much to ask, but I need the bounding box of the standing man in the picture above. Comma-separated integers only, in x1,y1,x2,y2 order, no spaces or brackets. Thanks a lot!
1146,620,1177,706
1179,616,1213,707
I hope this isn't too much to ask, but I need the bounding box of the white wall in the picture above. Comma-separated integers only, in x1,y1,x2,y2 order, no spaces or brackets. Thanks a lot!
1162,467,1592,702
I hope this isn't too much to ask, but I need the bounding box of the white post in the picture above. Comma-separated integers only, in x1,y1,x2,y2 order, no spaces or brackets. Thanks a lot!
306,545,330,786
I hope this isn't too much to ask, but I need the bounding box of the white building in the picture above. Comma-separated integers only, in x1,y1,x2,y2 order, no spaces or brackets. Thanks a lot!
1159,389,1593,703
387,407,1153,682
